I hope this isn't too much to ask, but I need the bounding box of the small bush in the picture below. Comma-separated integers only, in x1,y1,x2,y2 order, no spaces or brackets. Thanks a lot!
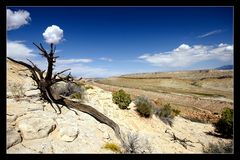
122,132,152,154
69,92,82,100
159,103,174,118
154,103,180,126
172,109,181,116
135,96,154,118
85,85,93,90
103,142,122,153
112,89,131,109
203,141,233,153
214,107,233,138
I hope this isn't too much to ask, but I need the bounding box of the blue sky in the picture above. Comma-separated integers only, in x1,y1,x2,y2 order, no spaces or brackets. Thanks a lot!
7,7,233,78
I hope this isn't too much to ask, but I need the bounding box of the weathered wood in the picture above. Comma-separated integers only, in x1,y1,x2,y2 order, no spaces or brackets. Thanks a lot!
7,42,124,146
165,129,195,149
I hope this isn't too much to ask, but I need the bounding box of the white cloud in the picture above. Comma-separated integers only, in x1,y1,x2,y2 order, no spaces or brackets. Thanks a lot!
99,57,112,62
18,58,108,78
7,9,31,31
54,63,112,78
197,29,222,38
7,40,35,59
138,43,233,67
42,25,63,44
57,58,93,64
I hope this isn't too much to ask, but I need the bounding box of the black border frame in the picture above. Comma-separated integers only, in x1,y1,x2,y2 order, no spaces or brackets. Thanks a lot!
1,0,239,159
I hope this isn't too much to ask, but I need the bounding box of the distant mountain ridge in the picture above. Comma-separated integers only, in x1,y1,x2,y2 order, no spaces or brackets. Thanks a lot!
215,65,233,70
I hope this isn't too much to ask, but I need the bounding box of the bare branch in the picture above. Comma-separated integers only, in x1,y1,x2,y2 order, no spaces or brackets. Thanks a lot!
165,129,195,149
50,43,54,56
7,57,40,84
33,42,49,58
53,68,71,79
40,43,47,53
27,59,44,79
53,45,56,53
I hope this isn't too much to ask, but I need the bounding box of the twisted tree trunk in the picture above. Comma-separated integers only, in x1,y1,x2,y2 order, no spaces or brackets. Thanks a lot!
7,43,124,144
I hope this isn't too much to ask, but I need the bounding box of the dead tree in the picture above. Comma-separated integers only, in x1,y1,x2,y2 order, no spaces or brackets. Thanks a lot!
7,43,124,144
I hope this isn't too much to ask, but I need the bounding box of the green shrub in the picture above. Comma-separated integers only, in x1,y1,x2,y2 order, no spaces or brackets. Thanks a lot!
154,103,180,126
159,103,174,118
135,96,154,118
85,85,93,90
214,107,233,138
112,89,131,109
103,142,122,153
172,109,181,116
69,92,82,99
203,141,233,153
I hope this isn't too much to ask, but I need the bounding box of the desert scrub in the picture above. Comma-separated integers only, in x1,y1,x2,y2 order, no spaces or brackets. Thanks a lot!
214,107,233,138
69,92,82,100
122,132,152,154
76,81,86,86
103,142,122,153
8,83,25,100
203,141,233,153
154,103,180,126
156,103,180,118
157,103,172,118
112,89,131,109
172,108,181,116
85,85,93,90
135,96,154,118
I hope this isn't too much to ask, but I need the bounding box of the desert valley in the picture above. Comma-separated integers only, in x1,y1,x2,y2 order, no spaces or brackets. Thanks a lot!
6,59,233,153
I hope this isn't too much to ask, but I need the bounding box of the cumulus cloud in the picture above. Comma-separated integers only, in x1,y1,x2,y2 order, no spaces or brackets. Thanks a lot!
7,40,35,59
197,29,222,38
57,58,93,64
7,9,31,31
54,62,112,78
53,58,120,78
42,25,63,44
138,43,233,67
99,57,112,62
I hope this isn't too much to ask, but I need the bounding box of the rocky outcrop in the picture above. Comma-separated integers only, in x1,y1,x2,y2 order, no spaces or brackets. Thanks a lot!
54,113,79,142
17,116,56,140
7,127,22,149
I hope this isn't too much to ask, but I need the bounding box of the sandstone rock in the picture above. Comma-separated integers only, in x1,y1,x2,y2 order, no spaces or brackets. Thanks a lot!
26,104,43,112
7,127,22,149
7,143,40,153
7,102,28,117
7,114,18,123
54,123,79,142
24,90,40,97
17,117,56,140
20,138,54,153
